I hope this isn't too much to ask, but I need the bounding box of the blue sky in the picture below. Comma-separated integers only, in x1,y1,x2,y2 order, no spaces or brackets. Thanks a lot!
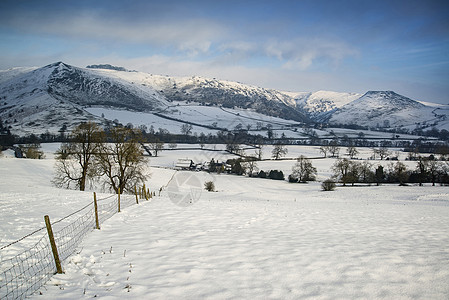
0,0,448,104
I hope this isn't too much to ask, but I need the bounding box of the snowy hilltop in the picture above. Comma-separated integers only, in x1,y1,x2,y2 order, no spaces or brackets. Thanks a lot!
326,91,449,131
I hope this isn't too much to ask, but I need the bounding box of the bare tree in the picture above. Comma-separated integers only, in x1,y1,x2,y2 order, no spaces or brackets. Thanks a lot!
373,146,391,160
413,157,445,186
328,143,340,158
319,146,329,158
226,142,242,155
148,138,164,157
266,124,275,139
255,146,263,160
331,158,355,186
290,155,317,182
181,124,193,136
386,161,408,185
359,161,374,183
415,157,428,186
97,127,149,194
53,122,104,191
242,158,258,177
427,160,443,186
272,143,288,160
347,146,359,159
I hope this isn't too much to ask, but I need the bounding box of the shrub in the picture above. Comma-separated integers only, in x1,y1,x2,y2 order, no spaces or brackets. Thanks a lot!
204,181,215,192
321,179,336,191
268,170,284,180
21,144,45,159
257,170,267,178
288,174,298,183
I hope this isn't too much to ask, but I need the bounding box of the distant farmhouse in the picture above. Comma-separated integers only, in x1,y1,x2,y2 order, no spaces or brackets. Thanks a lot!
175,159,195,170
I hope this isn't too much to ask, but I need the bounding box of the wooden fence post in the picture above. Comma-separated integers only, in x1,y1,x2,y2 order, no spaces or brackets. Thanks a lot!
93,192,100,230
44,215,63,274
118,188,121,213
134,186,139,204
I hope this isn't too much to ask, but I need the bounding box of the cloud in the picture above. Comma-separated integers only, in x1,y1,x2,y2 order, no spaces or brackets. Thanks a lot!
1,0,447,104
217,38,358,71
2,12,227,55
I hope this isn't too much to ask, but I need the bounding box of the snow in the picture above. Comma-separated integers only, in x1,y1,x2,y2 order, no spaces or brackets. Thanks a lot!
31,186,449,299
291,90,362,118
328,91,449,131
86,104,302,137
0,67,38,84
1,144,449,299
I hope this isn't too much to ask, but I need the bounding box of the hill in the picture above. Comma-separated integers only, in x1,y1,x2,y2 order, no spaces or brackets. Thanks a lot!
326,91,449,131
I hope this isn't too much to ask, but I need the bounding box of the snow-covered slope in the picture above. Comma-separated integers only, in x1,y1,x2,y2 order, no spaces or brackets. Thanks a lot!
47,63,169,111
291,90,362,120
90,68,309,122
0,67,38,84
326,91,448,130
0,64,103,136
0,62,174,135
1,145,449,299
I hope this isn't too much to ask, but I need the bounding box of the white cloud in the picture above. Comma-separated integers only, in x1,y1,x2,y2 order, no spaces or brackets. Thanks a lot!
6,13,226,55
264,38,359,70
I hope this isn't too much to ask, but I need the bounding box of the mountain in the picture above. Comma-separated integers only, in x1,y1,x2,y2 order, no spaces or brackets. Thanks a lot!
88,68,309,122
0,62,311,136
0,62,172,135
326,91,447,130
1,62,447,137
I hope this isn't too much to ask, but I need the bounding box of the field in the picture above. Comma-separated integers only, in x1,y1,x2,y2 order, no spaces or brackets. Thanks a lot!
1,144,449,299
85,105,433,141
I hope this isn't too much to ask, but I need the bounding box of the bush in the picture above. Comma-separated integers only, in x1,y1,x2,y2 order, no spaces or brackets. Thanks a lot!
321,179,336,191
204,181,215,192
21,144,45,159
257,170,267,178
288,174,298,183
268,170,284,180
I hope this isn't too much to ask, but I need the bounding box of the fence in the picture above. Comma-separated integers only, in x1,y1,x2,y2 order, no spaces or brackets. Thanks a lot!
0,185,154,300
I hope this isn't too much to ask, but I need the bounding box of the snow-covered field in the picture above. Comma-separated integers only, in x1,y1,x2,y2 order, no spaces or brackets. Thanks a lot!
1,144,449,299
86,105,436,142
86,104,301,136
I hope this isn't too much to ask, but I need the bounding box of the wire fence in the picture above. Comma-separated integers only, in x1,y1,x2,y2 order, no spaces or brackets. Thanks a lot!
0,188,152,300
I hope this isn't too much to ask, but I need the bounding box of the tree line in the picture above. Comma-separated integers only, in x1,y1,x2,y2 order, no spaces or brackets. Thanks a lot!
205,151,449,187
331,158,449,186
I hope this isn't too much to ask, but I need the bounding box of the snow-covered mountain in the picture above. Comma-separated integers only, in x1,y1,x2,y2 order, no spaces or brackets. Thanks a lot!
87,66,308,122
0,62,311,136
1,62,447,137
326,91,448,130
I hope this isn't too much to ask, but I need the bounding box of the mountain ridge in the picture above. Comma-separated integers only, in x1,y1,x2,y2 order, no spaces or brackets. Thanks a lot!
1,62,447,137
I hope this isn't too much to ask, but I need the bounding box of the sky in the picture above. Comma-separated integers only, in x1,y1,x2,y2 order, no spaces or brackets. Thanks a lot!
0,0,448,104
